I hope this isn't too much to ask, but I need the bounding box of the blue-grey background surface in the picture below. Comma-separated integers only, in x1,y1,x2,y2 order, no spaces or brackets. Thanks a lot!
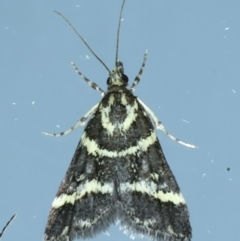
1,0,239,240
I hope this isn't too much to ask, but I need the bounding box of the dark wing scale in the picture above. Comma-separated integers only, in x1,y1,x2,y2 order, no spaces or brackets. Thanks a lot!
109,89,192,241
45,86,191,241
44,108,118,240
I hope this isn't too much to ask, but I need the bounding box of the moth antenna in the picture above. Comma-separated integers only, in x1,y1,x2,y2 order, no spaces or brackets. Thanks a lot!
115,0,126,66
54,11,111,75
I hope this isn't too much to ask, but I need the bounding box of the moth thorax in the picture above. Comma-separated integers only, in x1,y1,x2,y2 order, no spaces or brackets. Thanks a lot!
107,60,129,88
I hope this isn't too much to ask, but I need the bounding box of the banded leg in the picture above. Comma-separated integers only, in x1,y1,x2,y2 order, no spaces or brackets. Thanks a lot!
130,50,148,92
138,98,197,149
42,103,99,137
71,62,105,96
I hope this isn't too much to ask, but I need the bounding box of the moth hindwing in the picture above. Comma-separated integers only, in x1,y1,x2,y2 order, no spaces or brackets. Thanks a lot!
43,1,196,241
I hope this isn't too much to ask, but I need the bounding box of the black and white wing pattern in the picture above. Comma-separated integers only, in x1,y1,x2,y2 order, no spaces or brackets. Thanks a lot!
44,81,192,241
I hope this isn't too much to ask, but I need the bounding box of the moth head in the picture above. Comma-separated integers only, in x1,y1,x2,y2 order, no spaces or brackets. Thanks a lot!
107,60,129,88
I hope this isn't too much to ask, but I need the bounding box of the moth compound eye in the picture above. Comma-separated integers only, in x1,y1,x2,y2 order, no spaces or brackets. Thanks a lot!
107,77,110,85
122,74,128,85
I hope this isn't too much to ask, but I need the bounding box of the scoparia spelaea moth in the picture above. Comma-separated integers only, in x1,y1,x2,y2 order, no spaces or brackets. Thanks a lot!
43,1,196,240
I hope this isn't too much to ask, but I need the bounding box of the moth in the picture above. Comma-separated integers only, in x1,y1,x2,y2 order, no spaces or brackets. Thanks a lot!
43,1,196,241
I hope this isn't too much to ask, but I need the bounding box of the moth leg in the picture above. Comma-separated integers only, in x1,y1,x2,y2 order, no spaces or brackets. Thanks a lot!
130,50,148,92
71,61,105,96
42,103,99,137
137,98,197,148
